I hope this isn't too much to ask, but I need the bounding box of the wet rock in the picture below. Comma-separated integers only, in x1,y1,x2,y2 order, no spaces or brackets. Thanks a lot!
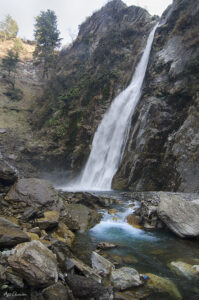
122,255,138,264
108,209,118,214
42,282,72,300
126,214,142,229
8,240,58,287
169,261,199,279
157,195,199,238
110,267,142,290
0,217,30,247
51,222,75,247
37,211,60,230
91,251,115,276
146,273,182,299
66,274,112,300
5,178,63,217
107,254,123,265
63,203,101,233
97,242,117,250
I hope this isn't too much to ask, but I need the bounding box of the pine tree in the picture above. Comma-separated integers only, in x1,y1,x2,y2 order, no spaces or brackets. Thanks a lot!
33,10,62,78
1,49,19,89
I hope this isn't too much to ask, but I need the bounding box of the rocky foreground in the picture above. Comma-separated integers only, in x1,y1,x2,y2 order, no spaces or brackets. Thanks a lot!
0,162,199,299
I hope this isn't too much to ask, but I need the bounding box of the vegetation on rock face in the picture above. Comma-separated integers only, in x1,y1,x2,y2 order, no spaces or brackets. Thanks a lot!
33,9,62,78
1,48,23,101
0,14,18,41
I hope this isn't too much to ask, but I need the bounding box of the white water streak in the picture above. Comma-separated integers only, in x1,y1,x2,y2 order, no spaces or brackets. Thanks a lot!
62,24,158,191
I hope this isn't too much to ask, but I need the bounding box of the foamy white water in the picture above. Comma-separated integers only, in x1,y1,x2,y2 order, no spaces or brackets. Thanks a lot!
90,202,158,242
62,24,158,191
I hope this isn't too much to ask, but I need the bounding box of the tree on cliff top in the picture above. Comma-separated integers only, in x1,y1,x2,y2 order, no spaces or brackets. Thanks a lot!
33,10,62,78
0,15,18,40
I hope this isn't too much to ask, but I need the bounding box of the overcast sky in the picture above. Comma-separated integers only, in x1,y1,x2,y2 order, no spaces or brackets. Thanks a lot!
0,0,172,46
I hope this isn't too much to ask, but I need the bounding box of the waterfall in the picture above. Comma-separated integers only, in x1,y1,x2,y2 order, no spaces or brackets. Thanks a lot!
63,24,158,191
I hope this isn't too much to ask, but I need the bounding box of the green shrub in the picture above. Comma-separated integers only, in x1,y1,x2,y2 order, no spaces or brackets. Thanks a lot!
4,87,23,101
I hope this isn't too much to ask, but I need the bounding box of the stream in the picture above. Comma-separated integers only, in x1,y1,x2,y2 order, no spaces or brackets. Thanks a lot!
72,191,199,300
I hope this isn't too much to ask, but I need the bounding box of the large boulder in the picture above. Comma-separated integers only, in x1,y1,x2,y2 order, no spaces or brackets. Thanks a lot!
157,194,199,238
8,240,58,287
0,217,30,247
63,203,101,233
132,192,199,230
169,261,199,279
4,178,63,218
146,273,182,299
66,274,112,300
110,267,142,290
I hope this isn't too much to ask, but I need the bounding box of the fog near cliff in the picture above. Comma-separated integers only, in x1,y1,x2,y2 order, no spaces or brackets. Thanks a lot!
0,0,172,45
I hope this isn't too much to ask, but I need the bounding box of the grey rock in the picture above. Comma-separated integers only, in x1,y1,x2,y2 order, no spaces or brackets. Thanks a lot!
63,203,101,233
157,194,199,238
169,261,199,279
68,257,101,283
6,270,24,288
97,242,117,250
5,178,63,216
8,240,58,287
42,282,72,300
66,274,112,300
110,267,142,290
36,210,60,230
49,241,71,273
133,192,199,229
0,217,30,247
91,251,115,276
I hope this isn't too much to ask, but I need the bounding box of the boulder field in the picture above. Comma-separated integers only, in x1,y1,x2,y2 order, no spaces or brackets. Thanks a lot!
0,173,191,299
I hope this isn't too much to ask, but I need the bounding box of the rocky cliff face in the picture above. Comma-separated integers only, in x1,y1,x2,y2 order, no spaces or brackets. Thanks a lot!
113,0,199,192
32,0,156,171
0,40,45,177
1,0,198,193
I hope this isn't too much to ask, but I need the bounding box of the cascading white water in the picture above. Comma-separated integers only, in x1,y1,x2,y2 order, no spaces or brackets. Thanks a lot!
62,24,158,191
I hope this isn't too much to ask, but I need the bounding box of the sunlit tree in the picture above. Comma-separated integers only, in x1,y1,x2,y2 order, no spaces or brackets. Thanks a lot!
0,15,18,40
